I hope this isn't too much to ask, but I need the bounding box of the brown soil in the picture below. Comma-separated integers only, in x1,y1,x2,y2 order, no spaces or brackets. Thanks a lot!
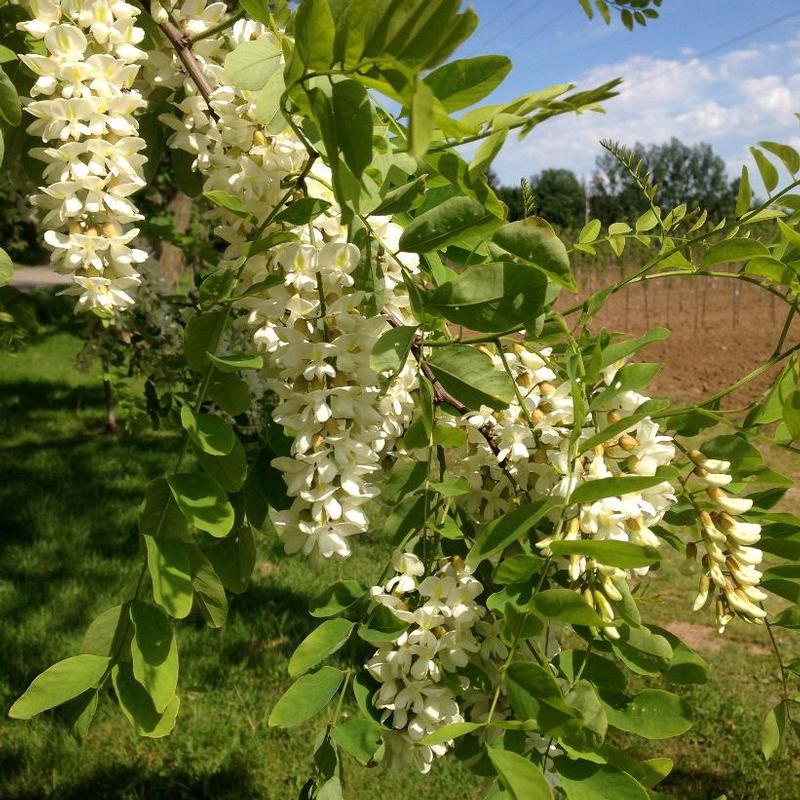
663,621,724,654
571,266,800,406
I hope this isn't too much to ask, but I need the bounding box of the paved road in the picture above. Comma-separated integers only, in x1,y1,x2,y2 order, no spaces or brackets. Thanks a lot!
10,266,71,289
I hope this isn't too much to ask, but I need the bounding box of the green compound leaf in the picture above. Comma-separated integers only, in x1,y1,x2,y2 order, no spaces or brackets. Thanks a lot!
288,619,355,677
268,666,344,728
167,473,235,538
9,655,110,719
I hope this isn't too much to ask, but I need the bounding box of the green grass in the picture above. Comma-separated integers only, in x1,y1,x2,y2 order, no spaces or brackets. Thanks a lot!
1,325,799,799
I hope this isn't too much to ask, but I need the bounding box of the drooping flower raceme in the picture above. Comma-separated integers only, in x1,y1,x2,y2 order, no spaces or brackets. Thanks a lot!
431,346,678,632
366,555,506,773
688,449,767,631
18,0,148,312
149,5,420,562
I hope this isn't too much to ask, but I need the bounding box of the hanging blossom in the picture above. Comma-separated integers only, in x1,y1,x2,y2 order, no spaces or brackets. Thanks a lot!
687,450,767,632
366,554,506,774
149,3,419,563
427,346,678,632
18,0,148,312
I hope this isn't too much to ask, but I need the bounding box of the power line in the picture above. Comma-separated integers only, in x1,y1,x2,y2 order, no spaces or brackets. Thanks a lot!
620,6,800,95
505,5,578,56
481,0,547,48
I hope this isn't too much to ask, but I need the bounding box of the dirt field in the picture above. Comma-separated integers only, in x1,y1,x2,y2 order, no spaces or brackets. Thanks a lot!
572,265,799,405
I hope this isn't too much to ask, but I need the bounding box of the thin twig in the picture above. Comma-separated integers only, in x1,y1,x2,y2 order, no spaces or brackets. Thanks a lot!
160,20,218,116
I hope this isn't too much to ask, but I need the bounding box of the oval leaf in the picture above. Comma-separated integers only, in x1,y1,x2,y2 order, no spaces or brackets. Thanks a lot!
399,196,500,253
427,345,515,411
129,601,178,714
429,261,547,332
9,655,110,719
180,407,235,456
268,666,344,728
548,540,660,570
167,473,235,537
492,217,574,290
530,588,608,627
288,619,355,677
488,747,553,800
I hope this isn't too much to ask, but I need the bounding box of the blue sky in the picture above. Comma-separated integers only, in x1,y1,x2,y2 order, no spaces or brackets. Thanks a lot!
459,0,800,185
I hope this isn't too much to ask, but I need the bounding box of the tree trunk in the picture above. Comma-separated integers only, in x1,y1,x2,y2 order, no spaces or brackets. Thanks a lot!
159,191,193,292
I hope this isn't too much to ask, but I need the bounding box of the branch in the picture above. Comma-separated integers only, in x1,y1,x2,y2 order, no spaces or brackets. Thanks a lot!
382,311,501,458
159,20,218,117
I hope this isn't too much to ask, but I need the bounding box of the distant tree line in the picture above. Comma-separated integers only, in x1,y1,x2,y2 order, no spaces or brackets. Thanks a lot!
490,137,740,230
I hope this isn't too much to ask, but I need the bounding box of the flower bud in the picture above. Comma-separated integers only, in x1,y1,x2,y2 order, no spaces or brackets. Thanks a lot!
618,433,638,451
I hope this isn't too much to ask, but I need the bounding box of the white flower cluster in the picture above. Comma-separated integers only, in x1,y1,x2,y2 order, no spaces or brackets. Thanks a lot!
259,238,417,563
19,0,148,312
688,450,766,631
146,2,420,562
366,554,506,774
436,346,676,629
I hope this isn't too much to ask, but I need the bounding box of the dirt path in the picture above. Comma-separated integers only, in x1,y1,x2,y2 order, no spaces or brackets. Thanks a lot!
10,266,71,289
571,266,800,405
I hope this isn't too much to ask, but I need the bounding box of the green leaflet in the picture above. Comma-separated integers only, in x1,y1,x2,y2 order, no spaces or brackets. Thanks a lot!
112,662,180,738
268,666,344,728
428,261,547,332
288,619,355,676
492,217,574,290
488,747,553,800
180,407,235,456
468,501,552,565
9,655,110,719
601,689,692,739
399,196,501,252
144,535,194,619
129,601,178,713
167,473,234,538
530,588,608,628
426,345,515,411
554,759,649,800
424,55,511,112
548,540,660,570
224,38,281,91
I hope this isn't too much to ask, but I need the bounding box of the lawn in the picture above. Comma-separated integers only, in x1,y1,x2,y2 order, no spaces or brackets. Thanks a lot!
1,318,799,799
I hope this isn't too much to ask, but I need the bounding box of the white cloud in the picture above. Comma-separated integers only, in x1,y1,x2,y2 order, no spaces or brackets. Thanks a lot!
491,33,800,184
